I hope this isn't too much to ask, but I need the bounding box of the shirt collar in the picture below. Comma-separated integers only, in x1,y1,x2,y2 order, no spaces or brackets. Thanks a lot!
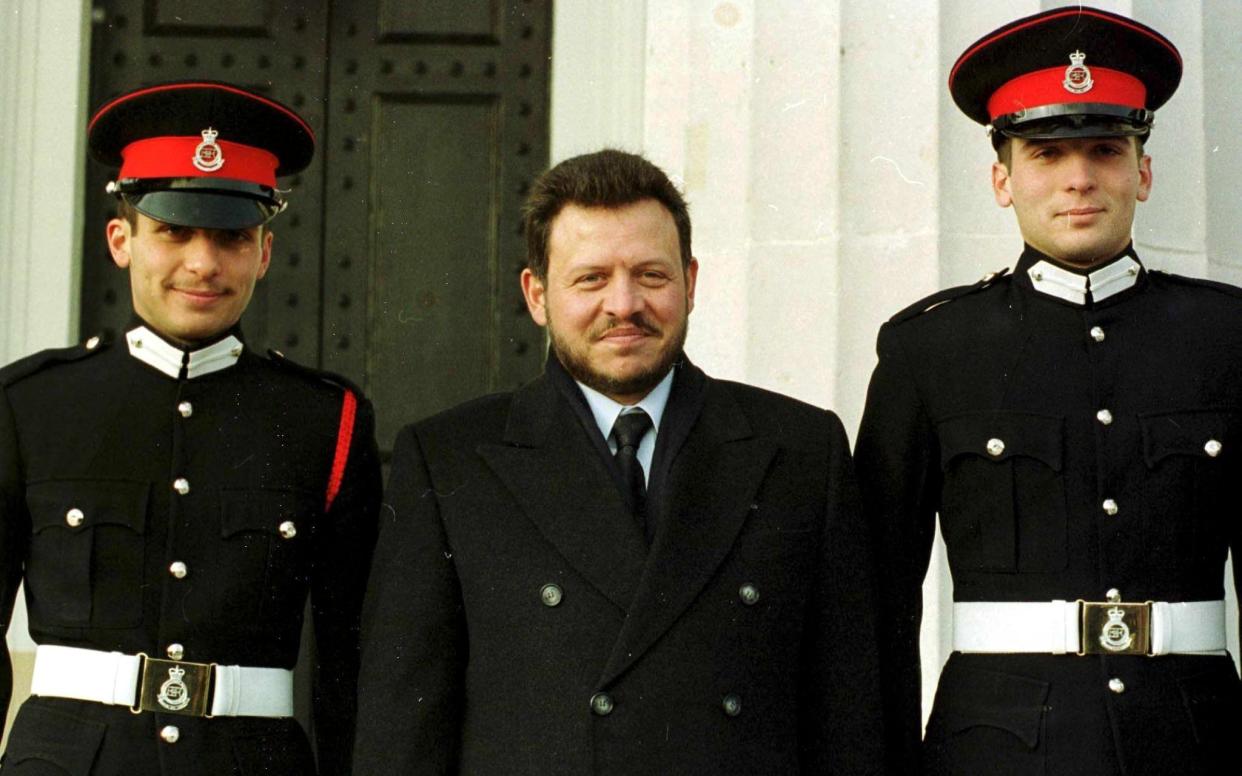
125,324,244,380
1017,244,1144,305
577,367,676,443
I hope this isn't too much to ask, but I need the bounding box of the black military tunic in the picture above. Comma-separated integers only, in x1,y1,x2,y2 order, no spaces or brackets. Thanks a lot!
856,245,1242,776
0,323,380,775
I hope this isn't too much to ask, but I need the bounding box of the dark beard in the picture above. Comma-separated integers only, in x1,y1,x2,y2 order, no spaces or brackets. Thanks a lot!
550,313,688,401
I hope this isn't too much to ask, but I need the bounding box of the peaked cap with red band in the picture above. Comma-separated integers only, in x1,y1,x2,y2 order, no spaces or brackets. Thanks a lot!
88,81,315,229
949,6,1181,144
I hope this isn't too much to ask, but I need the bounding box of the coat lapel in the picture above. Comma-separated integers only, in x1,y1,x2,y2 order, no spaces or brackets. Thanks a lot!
600,375,776,685
477,375,648,612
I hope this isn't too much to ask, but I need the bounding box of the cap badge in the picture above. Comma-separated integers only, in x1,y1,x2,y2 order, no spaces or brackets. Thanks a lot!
1063,50,1094,95
192,127,225,172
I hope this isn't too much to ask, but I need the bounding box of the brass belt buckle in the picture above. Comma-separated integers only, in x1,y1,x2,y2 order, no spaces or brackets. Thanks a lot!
1078,600,1152,656
132,654,215,717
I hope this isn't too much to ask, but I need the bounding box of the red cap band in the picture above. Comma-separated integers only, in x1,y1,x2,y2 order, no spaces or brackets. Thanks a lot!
988,65,1147,122
118,135,279,188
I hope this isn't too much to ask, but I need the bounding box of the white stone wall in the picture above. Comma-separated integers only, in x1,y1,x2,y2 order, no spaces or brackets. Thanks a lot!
0,0,1236,741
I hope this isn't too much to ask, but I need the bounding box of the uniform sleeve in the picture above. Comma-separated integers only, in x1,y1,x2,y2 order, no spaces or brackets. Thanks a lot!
799,412,887,775
853,322,941,776
310,393,382,776
0,386,29,720
353,425,466,775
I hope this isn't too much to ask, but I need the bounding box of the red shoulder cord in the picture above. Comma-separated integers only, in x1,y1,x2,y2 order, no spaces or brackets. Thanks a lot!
325,390,357,512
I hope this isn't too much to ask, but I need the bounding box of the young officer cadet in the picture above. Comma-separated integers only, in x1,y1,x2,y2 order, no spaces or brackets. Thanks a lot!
0,82,381,775
856,7,1241,776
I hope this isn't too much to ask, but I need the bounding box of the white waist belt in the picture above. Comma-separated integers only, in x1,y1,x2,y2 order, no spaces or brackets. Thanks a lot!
953,600,1227,656
31,645,294,718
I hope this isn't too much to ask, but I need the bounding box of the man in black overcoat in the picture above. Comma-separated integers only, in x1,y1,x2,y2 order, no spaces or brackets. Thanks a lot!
0,82,381,775
354,149,886,775
855,7,1242,776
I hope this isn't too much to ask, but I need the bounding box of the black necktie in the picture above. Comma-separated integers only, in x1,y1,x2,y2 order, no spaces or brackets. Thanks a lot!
611,410,652,525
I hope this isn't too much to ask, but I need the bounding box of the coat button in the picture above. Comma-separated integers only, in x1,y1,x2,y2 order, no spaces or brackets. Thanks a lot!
1205,439,1223,458
65,508,84,527
540,583,563,607
738,584,760,606
589,692,614,716
1106,588,1121,602
169,561,188,579
178,401,193,418
1096,409,1113,426
1090,326,1106,342
986,438,1005,457
173,478,190,495
166,643,185,660
279,520,297,539
1108,677,1125,694
1102,499,1119,516
160,725,180,743
85,336,101,350
722,694,742,717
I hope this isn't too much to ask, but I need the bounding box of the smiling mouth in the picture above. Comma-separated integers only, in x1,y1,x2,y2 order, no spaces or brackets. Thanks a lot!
1060,207,1104,217
173,288,227,301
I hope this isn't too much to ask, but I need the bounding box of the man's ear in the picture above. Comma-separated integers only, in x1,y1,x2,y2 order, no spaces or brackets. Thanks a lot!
520,268,548,326
991,161,1014,208
1136,154,1153,203
256,229,274,280
106,218,132,269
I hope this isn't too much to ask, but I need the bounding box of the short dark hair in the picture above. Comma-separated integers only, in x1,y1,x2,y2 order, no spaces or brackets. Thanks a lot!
522,149,692,280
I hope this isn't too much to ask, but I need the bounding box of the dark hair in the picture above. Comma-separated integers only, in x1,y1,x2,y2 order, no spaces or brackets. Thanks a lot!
522,149,691,279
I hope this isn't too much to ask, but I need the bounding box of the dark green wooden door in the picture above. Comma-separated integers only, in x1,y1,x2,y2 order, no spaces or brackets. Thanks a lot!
81,0,550,452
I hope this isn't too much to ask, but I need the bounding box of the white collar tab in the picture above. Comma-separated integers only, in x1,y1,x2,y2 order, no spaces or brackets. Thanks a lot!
1027,255,1141,305
125,325,243,380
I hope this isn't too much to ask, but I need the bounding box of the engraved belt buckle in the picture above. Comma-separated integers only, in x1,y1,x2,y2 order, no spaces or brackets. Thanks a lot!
1077,600,1152,656
132,654,215,717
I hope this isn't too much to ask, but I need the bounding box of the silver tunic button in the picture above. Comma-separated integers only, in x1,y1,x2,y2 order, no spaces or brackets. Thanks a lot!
160,725,180,743
722,694,742,717
589,692,614,716
986,438,1005,457
1102,499,1119,516
166,643,184,660
173,478,190,495
85,336,101,350
1090,326,1106,342
738,583,760,606
1109,677,1126,694
178,401,193,418
540,583,563,607
279,520,297,539
65,508,84,527
1106,588,1121,602
1096,409,1113,426
1205,439,1223,458
169,561,188,579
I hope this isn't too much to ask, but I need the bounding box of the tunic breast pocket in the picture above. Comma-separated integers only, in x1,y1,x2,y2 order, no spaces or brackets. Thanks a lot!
938,412,1066,573
218,488,317,622
1139,409,1238,562
24,480,149,628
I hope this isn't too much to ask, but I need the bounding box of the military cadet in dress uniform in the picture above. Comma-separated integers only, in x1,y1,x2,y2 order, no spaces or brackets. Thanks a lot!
855,7,1241,776
354,149,886,775
0,82,381,775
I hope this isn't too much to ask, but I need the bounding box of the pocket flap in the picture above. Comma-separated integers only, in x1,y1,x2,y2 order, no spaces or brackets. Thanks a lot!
939,666,1050,748
25,479,149,535
939,412,1063,471
220,488,317,538
4,702,106,774
1140,410,1235,466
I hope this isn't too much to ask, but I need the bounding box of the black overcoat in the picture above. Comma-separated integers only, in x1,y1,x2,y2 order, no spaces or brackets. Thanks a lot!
0,326,381,775
354,358,885,775
855,245,1242,776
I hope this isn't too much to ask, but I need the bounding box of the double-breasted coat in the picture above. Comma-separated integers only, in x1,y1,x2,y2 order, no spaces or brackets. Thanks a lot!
354,356,886,775
0,324,381,775
855,245,1242,776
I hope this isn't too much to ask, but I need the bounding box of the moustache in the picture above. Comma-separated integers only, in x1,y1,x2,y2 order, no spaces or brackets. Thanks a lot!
591,314,662,340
